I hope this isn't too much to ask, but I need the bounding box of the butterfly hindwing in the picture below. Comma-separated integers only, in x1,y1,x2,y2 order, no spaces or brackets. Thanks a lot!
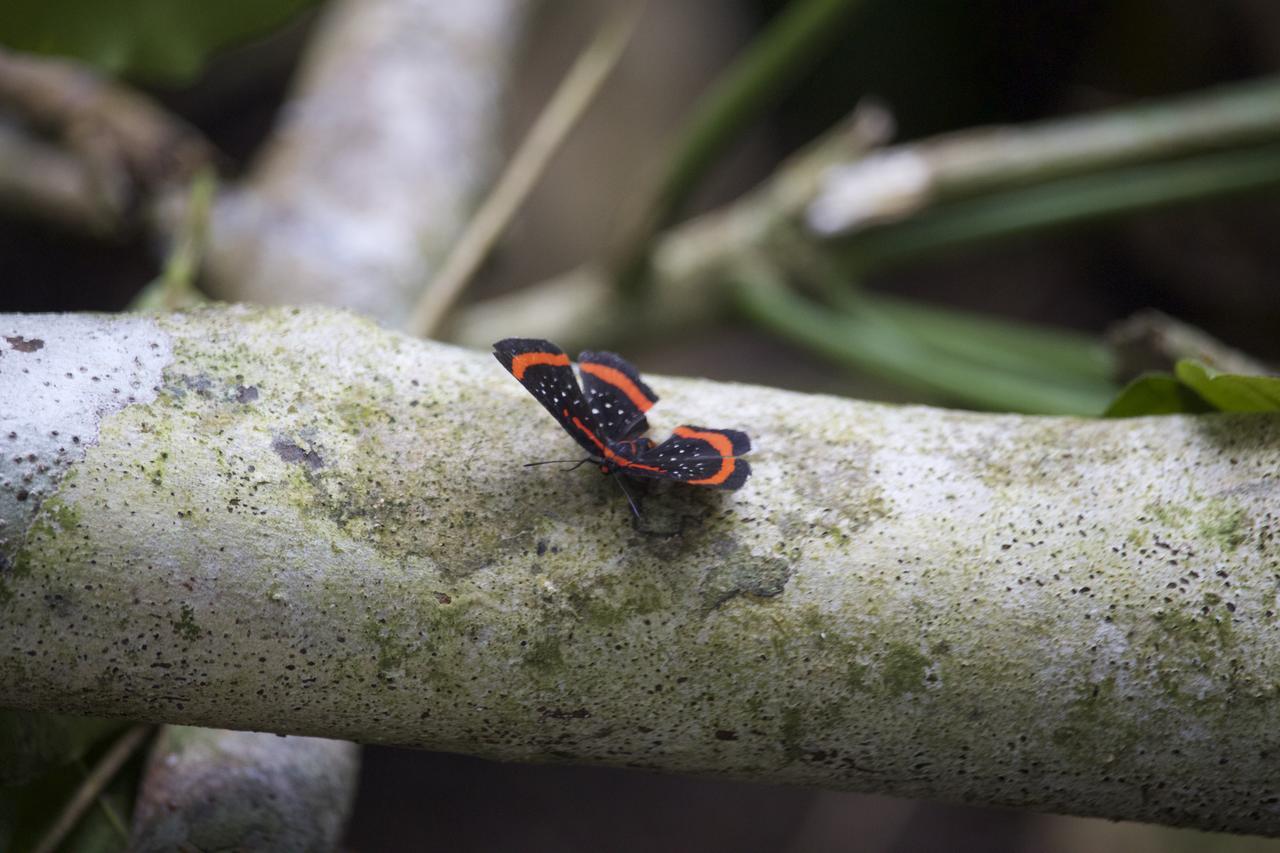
493,338,604,456
632,425,752,490
577,350,658,442
495,339,753,494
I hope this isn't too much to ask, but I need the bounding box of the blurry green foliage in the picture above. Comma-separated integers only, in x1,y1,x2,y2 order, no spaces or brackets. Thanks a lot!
0,710,134,850
0,0,319,83
0,750,141,852
1105,360,1280,416
0,709,123,787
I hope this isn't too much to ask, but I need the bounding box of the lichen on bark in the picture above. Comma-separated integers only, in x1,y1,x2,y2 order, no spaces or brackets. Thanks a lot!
0,306,1278,835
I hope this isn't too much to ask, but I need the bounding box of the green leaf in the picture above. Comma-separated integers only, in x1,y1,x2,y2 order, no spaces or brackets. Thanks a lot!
733,262,1117,414
1174,359,1280,412
0,0,319,83
1103,360,1280,417
1103,374,1213,417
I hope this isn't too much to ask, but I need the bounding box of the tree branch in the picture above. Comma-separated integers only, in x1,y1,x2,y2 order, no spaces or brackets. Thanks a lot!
445,102,894,351
449,75,1280,351
407,1,642,337
0,119,114,234
0,47,214,236
807,74,1280,235
1,306,1277,835
128,727,358,851
204,0,532,324
1108,309,1275,381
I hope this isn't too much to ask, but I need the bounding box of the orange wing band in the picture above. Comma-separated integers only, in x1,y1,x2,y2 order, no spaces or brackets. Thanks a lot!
579,362,655,412
673,426,736,485
572,417,663,473
511,351,570,380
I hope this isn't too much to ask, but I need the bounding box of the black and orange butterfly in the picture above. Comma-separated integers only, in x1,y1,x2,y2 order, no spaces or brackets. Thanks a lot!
494,339,751,513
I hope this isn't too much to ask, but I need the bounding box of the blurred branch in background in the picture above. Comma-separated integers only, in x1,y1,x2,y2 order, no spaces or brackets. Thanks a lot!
407,1,642,338
203,0,531,323
828,142,1280,274
0,46,214,235
0,118,116,233
610,0,868,297
808,74,1280,235
1108,308,1275,380
128,728,359,852
451,74,1280,414
446,102,894,351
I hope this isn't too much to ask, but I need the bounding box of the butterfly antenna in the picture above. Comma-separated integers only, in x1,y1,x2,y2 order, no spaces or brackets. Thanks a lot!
524,458,593,471
612,472,642,518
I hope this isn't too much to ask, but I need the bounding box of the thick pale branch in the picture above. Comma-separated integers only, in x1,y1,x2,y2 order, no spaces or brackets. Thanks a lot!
204,0,530,323
0,307,1278,835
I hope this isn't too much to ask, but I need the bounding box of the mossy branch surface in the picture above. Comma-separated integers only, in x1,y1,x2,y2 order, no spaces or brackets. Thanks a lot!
1,307,1278,835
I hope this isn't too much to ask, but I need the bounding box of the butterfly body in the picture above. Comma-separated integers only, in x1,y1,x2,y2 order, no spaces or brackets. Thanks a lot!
493,338,751,491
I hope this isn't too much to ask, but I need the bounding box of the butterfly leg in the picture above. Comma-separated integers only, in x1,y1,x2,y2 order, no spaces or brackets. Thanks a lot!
611,472,642,518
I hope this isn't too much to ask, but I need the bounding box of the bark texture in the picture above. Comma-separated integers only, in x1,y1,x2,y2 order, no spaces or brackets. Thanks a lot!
0,307,1278,834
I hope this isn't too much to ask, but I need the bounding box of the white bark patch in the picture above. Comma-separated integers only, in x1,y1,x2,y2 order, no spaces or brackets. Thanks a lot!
0,314,171,553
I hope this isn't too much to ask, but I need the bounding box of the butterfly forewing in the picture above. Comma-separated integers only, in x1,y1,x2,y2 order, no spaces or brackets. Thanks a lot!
493,338,604,457
577,350,658,442
495,339,753,494
633,425,752,490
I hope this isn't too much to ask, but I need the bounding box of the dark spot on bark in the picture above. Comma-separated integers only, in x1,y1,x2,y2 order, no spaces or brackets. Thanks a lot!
0,552,9,574
434,592,452,604
15,490,28,502
715,730,738,741
539,707,590,719
272,437,324,470
235,385,260,403
536,540,547,556
5,336,44,352
44,592,73,616
700,539,794,612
